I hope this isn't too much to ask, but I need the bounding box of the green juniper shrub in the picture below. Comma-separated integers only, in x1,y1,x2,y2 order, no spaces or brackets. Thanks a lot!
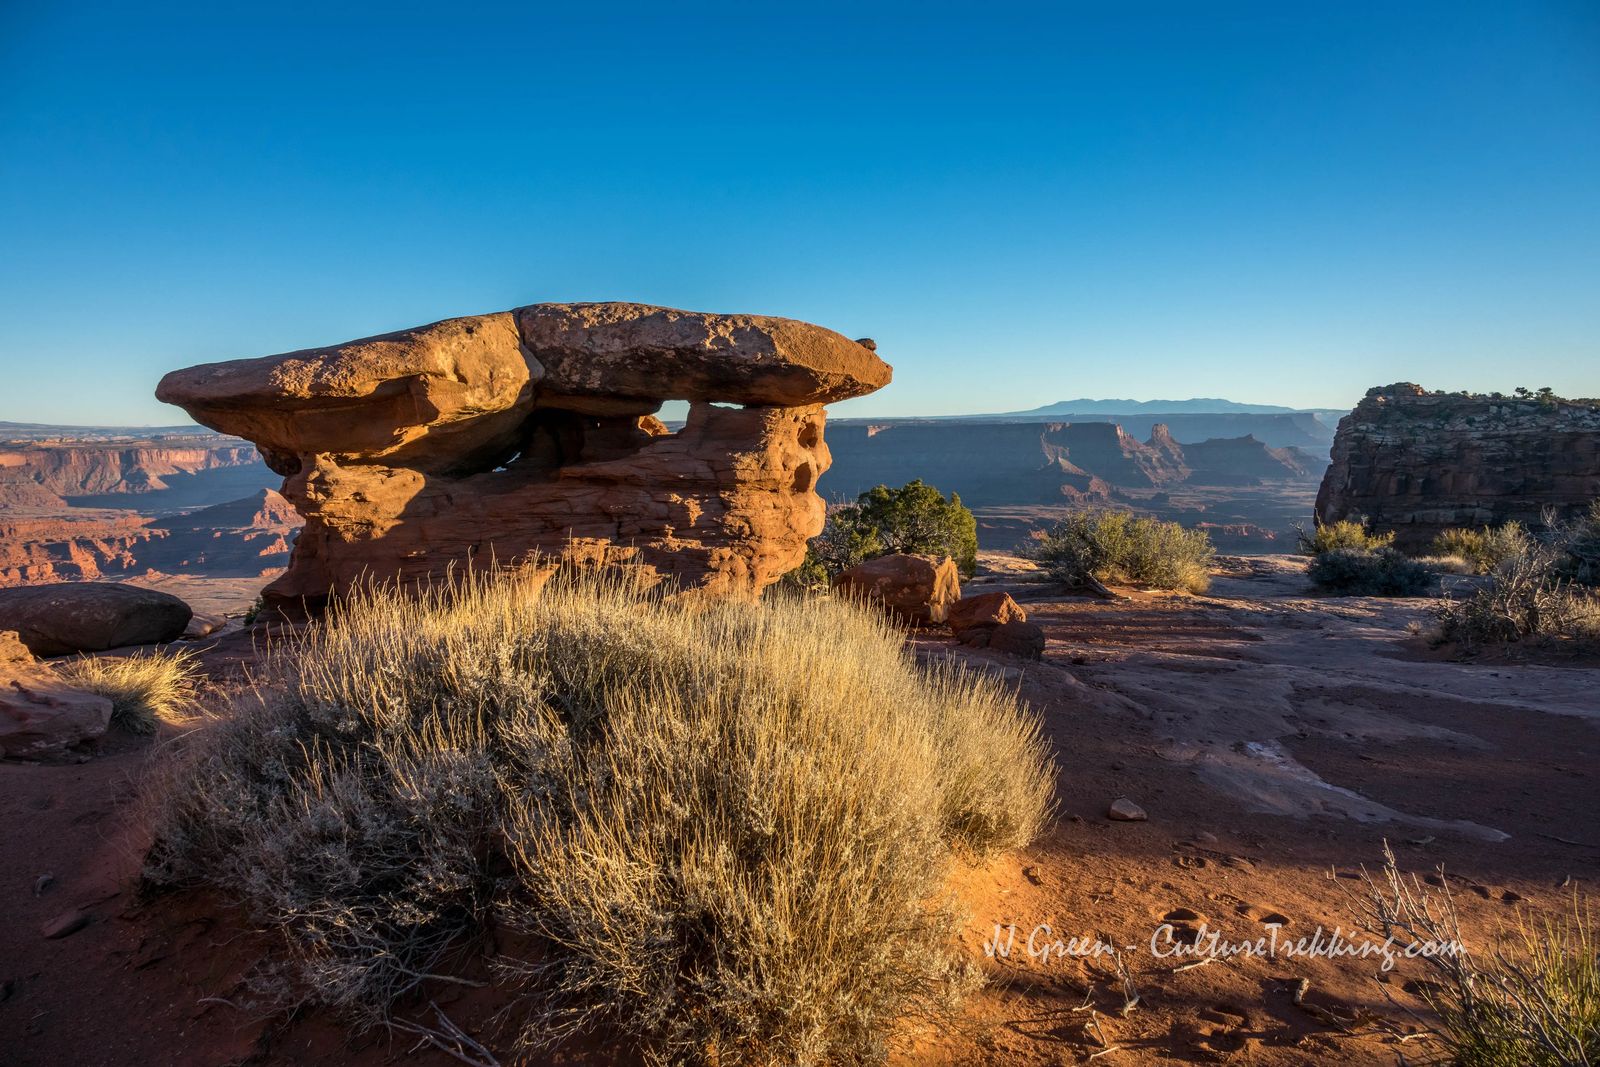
789,480,978,587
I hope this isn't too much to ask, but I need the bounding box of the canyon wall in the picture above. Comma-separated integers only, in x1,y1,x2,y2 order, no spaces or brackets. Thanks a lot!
0,489,299,587
1316,383,1600,549
0,440,262,499
820,420,1319,506
0,436,288,587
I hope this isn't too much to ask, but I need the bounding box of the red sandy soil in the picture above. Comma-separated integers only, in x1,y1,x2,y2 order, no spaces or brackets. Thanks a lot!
4,555,1597,1066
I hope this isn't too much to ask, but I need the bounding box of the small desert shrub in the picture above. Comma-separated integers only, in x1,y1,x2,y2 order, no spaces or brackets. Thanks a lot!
790,479,979,587
1555,500,1600,587
1296,517,1395,555
1435,538,1600,648
1351,845,1599,1067
1430,522,1532,576
1027,508,1214,593
143,569,1054,1064
61,649,200,734
1306,546,1436,597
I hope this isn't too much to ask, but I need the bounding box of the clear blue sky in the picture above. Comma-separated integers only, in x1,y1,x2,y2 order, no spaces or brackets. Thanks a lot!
2,2,1597,425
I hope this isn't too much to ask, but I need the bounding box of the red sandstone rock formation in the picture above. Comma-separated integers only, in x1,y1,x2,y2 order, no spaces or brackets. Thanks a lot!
1316,383,1600,549
0,629,113,758
832,554,961,625
157,303,891,606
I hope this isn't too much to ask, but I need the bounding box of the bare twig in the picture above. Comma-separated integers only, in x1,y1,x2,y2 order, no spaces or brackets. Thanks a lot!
390,1001,500,1067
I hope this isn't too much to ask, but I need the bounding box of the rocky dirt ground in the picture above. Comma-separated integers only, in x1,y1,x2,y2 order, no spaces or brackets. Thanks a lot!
3,554,1596,1066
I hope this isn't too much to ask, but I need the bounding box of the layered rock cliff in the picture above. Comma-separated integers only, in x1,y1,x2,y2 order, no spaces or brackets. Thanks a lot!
820,420,1318,506
0,440,261,498
1316,383,1600,549
157,302,891,607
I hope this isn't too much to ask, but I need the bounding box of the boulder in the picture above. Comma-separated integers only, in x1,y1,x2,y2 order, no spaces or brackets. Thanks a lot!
0,583,193,657
988,620,1047,660
1,664,113,758
948,591,1027,639
832,554,961,625
156,302,893,609
182,612,228,639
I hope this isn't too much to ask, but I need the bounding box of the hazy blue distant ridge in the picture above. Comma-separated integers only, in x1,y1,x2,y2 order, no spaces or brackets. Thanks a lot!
1007,398,1300,416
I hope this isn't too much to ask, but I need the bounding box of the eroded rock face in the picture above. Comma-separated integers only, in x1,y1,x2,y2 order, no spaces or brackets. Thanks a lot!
1316,384,1600,550
157,303,891,607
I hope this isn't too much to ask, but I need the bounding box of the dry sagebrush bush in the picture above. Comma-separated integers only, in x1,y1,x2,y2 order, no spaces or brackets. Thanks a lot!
1429,522,1532,576
1027,508,1215,594
61,648,200,733
142,569,1055,1064
1352,846,1599,1066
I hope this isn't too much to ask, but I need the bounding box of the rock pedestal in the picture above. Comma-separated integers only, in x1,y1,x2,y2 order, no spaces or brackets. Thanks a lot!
157,303,892,609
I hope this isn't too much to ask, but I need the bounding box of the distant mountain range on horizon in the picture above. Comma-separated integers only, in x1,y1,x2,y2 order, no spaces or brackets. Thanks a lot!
994,398,1346,417
0,420,212,442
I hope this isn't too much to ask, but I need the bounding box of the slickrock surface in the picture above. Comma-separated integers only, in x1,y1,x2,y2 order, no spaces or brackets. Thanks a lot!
1317,383,1600,549
158,303,891,607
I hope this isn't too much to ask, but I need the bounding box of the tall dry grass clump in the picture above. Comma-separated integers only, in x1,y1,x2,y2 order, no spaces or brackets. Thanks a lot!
142,568,1055,1064
1429,522,1532,576
61,649,200,733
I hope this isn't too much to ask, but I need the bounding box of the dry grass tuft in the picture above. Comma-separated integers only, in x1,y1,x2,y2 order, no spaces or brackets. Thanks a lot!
142,567,1056,1064
1350,845,1599,1066
61,649,200,734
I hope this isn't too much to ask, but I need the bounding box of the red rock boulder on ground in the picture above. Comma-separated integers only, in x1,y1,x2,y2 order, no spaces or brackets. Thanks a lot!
0,583,193,657
832,553,961,625
947,590,1027,639
0,629,113,758
157,302,892,610
988,620,1047,660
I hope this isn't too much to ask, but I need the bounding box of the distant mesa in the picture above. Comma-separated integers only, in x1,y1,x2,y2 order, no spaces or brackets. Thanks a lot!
156,302,892,609
1317,383,1600,549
